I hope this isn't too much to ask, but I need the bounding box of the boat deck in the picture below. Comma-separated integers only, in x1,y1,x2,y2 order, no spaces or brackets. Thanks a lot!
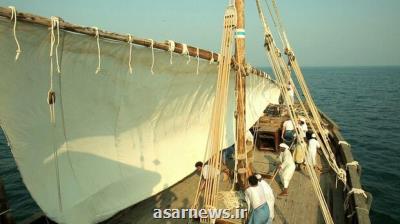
102,107,346,224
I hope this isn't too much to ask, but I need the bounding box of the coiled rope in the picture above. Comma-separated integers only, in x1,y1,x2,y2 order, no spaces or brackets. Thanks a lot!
8,6,21,60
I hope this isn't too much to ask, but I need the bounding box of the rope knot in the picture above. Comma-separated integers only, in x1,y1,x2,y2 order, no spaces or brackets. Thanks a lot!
348,188,367,198
209,52,217,64
344,188,368,211
338,140,350,147
181,43,191,64
335,168,347,189
166,40,175,64
346,161,359,170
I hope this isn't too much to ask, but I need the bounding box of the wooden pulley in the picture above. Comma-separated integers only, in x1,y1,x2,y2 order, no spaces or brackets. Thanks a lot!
47,90,56,105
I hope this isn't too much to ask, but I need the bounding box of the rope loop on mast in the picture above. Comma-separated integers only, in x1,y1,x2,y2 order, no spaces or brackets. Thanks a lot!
8,6,21,60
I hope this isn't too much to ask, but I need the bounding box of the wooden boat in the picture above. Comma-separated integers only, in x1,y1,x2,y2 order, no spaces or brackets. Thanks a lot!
0,1,372,223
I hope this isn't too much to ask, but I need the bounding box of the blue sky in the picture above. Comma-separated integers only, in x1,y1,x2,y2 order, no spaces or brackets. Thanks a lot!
3,0,400,66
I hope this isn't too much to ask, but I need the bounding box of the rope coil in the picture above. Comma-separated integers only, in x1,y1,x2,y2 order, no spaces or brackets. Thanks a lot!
167,40,175,64
8,6,21,60
149,39,155,74
128,34,133,74
92,27,101,74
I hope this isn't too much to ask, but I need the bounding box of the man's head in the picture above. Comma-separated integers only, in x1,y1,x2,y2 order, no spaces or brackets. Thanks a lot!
248,175,258,187
311,133,316,139
279,143,289,152
255,173,262,182
195,161,203,172
299,117,305,125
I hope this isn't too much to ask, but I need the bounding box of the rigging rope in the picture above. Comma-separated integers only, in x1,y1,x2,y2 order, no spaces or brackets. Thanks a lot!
48,17,63,211
344,188,367,210
270,0,347,187
47,16,61,124
8,6,21,61
209,52,215,64
149,39,155,74
93,27,101,74
128,34,133,74
192,5,237,223
255,1,335,223
181,43,191,64
167,40,175,64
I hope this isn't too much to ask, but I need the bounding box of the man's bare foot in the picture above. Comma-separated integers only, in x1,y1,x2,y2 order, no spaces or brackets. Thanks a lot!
279,188,289,196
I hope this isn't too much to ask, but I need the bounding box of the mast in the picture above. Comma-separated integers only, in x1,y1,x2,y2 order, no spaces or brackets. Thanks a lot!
234,0,248,189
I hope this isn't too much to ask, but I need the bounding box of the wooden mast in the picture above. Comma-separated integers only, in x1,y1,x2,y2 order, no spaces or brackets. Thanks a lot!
234,0,248,189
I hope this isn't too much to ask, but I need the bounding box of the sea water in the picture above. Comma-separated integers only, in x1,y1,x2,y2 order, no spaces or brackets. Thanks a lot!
1,66,399,223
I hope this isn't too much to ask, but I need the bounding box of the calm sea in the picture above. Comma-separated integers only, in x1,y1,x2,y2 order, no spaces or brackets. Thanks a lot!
1,66,399,223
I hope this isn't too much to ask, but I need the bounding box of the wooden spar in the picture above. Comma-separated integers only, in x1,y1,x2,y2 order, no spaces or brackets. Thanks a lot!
0,6,271,79
0,178,15,224
234,0,248,189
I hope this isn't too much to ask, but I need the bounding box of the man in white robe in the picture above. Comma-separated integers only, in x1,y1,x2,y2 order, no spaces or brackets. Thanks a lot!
277,143,296,196
255,174,274,224
307,133,321,171
299,117,308,139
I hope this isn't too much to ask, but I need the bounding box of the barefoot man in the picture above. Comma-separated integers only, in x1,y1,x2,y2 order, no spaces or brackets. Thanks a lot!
277,143,296,196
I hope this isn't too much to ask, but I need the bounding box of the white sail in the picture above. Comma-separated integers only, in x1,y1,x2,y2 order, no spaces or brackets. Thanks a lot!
0,17,280,223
